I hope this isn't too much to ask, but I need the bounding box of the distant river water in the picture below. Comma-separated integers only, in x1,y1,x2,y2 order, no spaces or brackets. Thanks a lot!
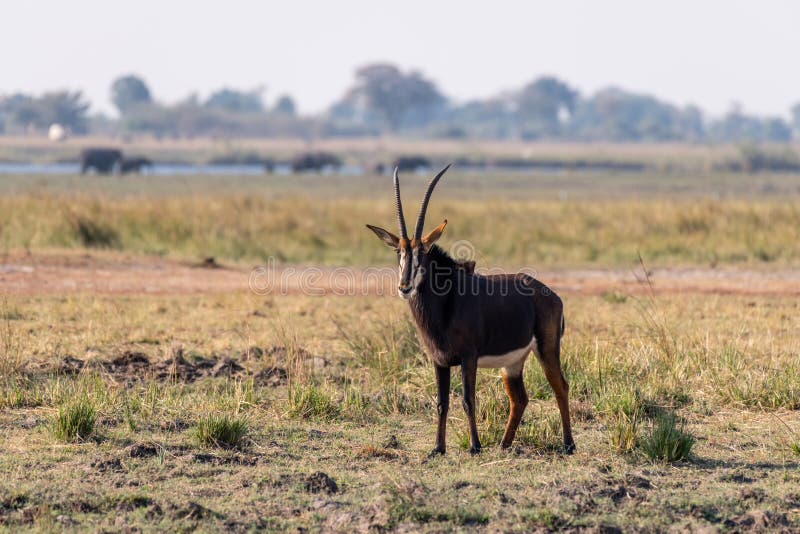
0,162,303,176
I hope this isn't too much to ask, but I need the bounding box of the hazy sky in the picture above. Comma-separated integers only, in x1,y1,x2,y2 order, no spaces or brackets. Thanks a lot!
2,0,798,118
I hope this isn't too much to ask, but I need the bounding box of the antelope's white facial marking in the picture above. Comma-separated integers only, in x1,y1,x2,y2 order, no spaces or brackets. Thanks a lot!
398,249,413,300
397,247,424,300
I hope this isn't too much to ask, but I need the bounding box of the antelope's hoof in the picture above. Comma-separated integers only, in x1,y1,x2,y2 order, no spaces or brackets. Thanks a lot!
564,442,576,455
427,447,445,459
468,446,482,456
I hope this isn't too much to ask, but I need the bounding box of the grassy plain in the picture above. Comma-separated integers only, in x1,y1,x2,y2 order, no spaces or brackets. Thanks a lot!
2,170,800,268
1,290,799,531
1,168,799,532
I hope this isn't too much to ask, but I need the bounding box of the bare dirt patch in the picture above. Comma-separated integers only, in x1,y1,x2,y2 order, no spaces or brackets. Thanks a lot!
29,346,303,387
2,251,798,297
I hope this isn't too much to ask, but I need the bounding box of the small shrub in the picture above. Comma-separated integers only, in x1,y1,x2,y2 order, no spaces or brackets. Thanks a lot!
288,384,340,420
193,414,248,448
639,413,694,462
69,215,119,248
52,396,96,442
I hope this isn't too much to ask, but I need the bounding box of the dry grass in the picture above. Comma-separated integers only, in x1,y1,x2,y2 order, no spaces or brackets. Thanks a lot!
2,193,800,267
1,289,799,531
1,167,799,530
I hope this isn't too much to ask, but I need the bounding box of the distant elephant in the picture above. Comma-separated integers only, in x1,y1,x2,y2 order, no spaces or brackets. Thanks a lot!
120,157,152,174
290,152,342,173
80,148,123,174
392,155,432,172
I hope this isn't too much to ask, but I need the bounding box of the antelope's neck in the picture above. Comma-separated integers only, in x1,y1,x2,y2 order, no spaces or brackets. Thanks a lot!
408,250,458,338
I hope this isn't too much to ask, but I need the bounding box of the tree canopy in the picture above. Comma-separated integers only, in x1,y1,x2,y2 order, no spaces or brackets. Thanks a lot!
2,65,798,142
331,63,447,131
205,88,264,113
111,75,152,114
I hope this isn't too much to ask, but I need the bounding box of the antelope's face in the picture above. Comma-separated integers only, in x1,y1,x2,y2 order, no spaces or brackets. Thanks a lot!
397,239,418,299
367,222,448,300
366,165,452,300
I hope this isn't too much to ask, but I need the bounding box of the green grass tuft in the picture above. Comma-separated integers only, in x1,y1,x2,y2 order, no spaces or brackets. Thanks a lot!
52,396,96,442
639,413,694,462
193,413,249,448
609,411,640,453
287,383,340,420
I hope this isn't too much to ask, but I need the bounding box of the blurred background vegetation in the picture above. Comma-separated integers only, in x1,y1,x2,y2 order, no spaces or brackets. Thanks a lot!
2,63,800,143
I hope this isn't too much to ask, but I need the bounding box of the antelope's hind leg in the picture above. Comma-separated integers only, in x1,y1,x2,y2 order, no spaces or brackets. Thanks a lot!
500,363,529,449
536,332,575,454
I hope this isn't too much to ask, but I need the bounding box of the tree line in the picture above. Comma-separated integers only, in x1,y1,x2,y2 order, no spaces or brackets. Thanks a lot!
1,63,799,143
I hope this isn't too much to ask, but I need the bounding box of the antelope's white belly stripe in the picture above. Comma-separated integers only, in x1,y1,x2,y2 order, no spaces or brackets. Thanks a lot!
477,335,538,370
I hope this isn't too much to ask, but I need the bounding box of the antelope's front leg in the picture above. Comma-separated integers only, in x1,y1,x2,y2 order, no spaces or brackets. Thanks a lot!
429,365,450,456
461,358,481,454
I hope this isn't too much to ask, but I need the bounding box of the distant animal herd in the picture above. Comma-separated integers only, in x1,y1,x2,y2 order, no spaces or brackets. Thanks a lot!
78,148,436,176
80,148,152,175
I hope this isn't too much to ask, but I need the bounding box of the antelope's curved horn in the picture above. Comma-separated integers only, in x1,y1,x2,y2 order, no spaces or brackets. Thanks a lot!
393,167,409,240
413,164,451,241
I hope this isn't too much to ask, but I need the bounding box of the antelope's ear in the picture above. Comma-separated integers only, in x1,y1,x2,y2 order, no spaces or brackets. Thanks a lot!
366,224,400,249
421,219,447,249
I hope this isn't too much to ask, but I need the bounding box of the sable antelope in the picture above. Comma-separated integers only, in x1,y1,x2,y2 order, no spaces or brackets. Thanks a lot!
366,165,575,455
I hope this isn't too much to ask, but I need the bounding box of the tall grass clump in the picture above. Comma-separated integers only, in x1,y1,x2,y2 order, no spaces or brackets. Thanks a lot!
608,411,640,453
374,381,429,415
336,315,423,376
595,382,643,453
52,396,96,442
713,346,800,410
515,409,563,450
0,300,24,376
193,413,249,448
342,381,371,421
287,383,340,421
632,253,677,361
67,213,119,249
639,413,694,462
